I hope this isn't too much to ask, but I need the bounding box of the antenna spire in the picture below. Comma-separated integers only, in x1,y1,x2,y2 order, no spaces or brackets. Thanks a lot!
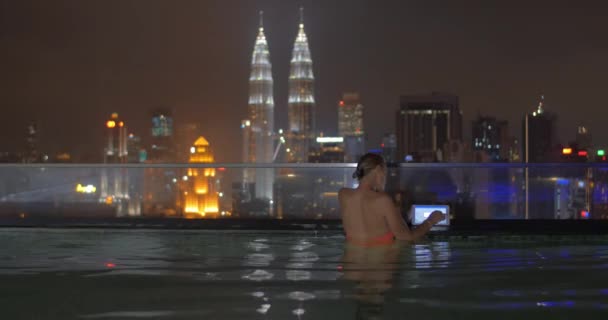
259,10,264,30
299,6,304,26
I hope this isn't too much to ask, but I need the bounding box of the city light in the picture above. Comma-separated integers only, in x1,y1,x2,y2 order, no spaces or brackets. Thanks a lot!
75,184,96,194
118,121,124,127
598,150,605,156
316,137,344,143
578,150,588,157
562,148,572,155
106,120,116,128
580,210,590,219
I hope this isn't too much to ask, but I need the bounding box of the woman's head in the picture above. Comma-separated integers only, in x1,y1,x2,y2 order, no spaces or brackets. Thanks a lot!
353,153,386,189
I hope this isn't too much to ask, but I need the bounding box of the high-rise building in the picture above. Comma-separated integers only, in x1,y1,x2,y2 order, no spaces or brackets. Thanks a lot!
103,113,128,163
381,133,397,163
181,136,220,218
338,93,365,162
100,113,129,209
127,133,145,163
287,7,315,163
309,137,345,163
522,96,557,163
396,92,463,162
243,11,275,201
576,126,592,151
472,115,509,162
24,121,39,163
338,93,364,137
149,108,175,162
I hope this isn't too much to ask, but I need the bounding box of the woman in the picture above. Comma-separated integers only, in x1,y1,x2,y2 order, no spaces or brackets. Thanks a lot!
339,153,445,246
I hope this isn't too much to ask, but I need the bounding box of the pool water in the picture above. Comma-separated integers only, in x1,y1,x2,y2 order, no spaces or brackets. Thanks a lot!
1,229,607,319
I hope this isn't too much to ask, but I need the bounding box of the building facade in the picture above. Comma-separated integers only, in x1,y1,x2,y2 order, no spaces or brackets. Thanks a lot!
522,96,557,163
396,92,463,162
100,113,131,215
472,115,509,162
181,136,220,218
338,93,365,162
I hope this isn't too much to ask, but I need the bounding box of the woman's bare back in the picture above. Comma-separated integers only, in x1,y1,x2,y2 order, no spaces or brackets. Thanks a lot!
339,188,393,243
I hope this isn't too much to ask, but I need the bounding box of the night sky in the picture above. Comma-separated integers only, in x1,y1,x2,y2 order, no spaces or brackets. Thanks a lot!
1,0,607,162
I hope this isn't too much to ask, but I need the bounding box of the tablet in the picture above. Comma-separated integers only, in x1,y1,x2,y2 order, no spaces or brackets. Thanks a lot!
411,204,450,229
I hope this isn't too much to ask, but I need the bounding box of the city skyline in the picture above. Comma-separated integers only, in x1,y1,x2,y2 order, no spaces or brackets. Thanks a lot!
1,0,607,162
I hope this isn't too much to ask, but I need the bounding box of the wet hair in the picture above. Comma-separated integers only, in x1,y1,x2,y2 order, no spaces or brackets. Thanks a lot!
352,153,386,180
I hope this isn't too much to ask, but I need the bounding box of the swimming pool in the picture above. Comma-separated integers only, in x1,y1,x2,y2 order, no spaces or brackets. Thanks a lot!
1,229,607,319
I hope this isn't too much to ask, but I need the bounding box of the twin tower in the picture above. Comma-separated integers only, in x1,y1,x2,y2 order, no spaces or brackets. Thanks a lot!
242,8,315,202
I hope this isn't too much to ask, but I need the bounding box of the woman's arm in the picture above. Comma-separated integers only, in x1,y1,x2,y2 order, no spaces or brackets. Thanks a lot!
379,195,444,241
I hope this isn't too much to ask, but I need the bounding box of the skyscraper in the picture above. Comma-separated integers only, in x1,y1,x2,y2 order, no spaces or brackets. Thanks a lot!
287,7,315,163
338,93,365,162
396,92,463,162
243,11,275,201
24,121,39,163
522,96,557,163
472,115,509,162
149,108,174,162
100,113,129,207
576,125,592,151
143,108,177,217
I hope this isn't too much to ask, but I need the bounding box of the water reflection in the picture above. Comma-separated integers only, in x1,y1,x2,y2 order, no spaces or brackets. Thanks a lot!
413,242,451,269
341,243,401,319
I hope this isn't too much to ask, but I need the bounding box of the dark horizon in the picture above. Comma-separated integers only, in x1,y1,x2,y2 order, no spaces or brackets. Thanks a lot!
1,0,607,161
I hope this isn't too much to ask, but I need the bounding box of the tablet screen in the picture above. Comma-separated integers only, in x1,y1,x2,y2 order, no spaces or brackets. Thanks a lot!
412,205,450,226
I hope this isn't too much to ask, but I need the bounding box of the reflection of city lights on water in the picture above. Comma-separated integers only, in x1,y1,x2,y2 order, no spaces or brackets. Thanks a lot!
242,269,274,281
292,308,306,316
256,304,271,314
286,270,311,281
288,291,316,301
245,253,275,267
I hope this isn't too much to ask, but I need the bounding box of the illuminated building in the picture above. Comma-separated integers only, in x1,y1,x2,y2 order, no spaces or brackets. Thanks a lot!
24,121,40,163
287,7,316,163
309,137,345,163
127,133,146,163
576,125,592,151
149,108,175,162
338,93,365,162
472,115,509,162
381,133,397,163
100,113,131,215
182,136,220,218
396,92,463,162
142,108,177,216
522,95,557,163
243,11,275,201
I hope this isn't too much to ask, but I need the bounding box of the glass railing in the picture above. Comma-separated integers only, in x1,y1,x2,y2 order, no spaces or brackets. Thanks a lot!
0,163,606,223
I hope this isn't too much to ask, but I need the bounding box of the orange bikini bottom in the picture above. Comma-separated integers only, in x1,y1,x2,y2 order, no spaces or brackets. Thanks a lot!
346,232,395,247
